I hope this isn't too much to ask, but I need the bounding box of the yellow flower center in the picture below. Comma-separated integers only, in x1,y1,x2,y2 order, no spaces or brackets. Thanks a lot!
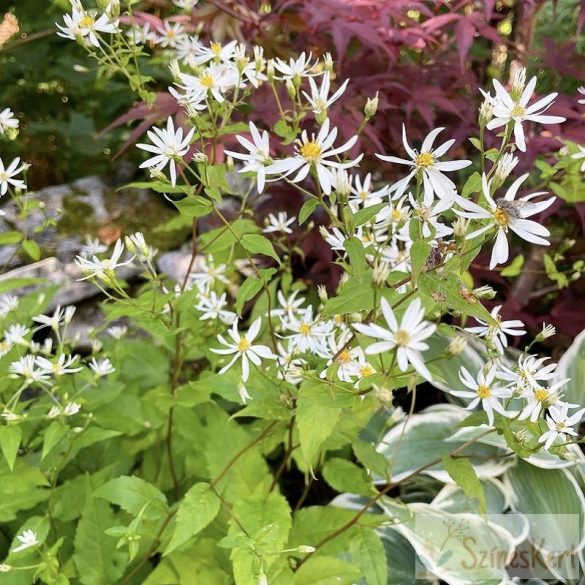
511,104,526,118
338,350,351,364
359,190,368,200
237,337,251,352
494,207,509,227
394,329,410,347
391,209,402,222
555,421,566,431
211,42,222,54
477,384,491,399
199,74,214,88
80,15,95,28
299,323,311,336
360,364,374,377
534,388,549,403
299,141,322,162
416,152,435,168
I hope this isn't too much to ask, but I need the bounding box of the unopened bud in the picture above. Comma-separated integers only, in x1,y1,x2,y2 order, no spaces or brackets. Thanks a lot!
365,92,379,119
226,156,235,171
267,59,275,82
169,59,182,81
513,428,529,444
452,217,468,238
536,323,556,341
510,65,527,101
0,564,12,573
372,262,390,286
259,2,271,14
322,52,334,73
297,545,316,553
192,151,208,163
286,79,296,100
317,285,328,302
494,153,518,187
473,285,496,300
478,99,494,127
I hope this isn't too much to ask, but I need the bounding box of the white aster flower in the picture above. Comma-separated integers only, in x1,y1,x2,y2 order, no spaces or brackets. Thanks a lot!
518,378,573,422
75,239,132,281
192,40,237,65
353,297,436,381
498,354,558,393
465,305,525,355
33,305,75,331
56,4,119,48
276,342,306,385
270,290,306,320
302,71,348,117
5,323,30,346
9,355,50,384
321,330,368,383
377,125,471,203
35,354,82,376
348,173,391,209
154,20,186,48
136,116,194,187
125,232,157,262
126,23,153,45
452,365,512,426
195,291,236,324
0,156,27,195
211,317,277,382
224,122,272,192
173,64,238,104
284,306,334,356
106,325,127,339
456,173,555,269
272,52,318,81
572,145,585,172
494,153,519,184
0,294,18,317
189,256,229,290
408,193,454,239
263,212,295,234
12,530,39,553
174,35,203,68
266,119,362,195
89,357,116,377
487,70,565,151
539,403,585,450
80,236,108,257
0,108,18,136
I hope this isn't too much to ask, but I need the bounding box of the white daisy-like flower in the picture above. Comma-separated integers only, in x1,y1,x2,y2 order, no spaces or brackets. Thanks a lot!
263,212,295,234
224,122,272,193
125,232,157,262
192,40,237,66
75,239,132,281
12,530,39,553
539,403,585,450
0,156,27,195
266,119,362,195
572,145,585,172
5,323,30,346
284,306,334,356
48,401,81,418
498,354,558,393
272,52,318,81
494,152,519,184
106,325,127,339
136,116,194,186
174,35,203,68
377,125,471,203
276,342,306,385
465,305,525,355
456,173,555,269
211,317,277,382
486,70,565,152
321,330,367,383
80,236,108,257
407,193,454,239
452,365,512,426
0,108,18,136
518,378,573,422
172,64,238,104
348,173,391,209
154,20,186,48
126,23,153,45
33,305,75,331
302,71,348,117
0,294,18,317
188,256,229,290
195,291,236,324
270,290,306,320
88,357,116,377
353,297,437,381
9,355,50,384
56,4,119,48
35,354,82,376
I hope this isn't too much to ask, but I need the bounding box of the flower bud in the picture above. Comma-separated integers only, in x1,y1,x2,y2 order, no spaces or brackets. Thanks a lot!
286,79,296,100
0,564,12,573
510,65,527,101
536,323,556,341
493,153,518,187
192,151,208,163
478,98,494,127
372,262,390,286
322,52,334,73
317,285,328,302
297,545,316,553
452,217,468,239
267,59,275,82
473,285,496,300
259,2,272,14
226,155,235,171
365,92,379,119
169,59,182,81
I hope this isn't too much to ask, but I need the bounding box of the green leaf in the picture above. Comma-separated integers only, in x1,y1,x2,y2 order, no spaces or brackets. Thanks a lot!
500,254,524,277
349,527,387,585
126,181,193,195
468,137,482,151
322,458,372,496
343,237,366,276
353,203,386,227
461,171,482,197
172,196,213,218
94,475,168,520
0,426,22,471
294,557,361,585
410,239,431,282
22,239,41,260
352,439,389,479
298,198,318,225
241,233,280,263
165,482,220,554
441,454,487,514
418,271,497,324
74,477,125,585
322,274,379,317
0,231,23,245
199,218,260,254
296,382,343,465
42,421,69,460
236,276,263,315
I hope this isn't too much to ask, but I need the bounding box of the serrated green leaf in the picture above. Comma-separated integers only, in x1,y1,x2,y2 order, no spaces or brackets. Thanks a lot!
172,196,213,218
241,233,280,263
349,527,387,585
0,426,22,471
165,482,220,555
343,237,367,276
299,199,318,225
461,171,482,197
322,457,372,496
42,421,69,460
500,254,524,277
410,239,431,282
236,276,263,315
294,556,361,585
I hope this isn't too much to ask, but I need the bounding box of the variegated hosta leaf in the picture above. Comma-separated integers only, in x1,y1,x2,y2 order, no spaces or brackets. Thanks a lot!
376,404,514,483
380,498,516,585
555,328,585,421
504,459,585,557
432,477,510,514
